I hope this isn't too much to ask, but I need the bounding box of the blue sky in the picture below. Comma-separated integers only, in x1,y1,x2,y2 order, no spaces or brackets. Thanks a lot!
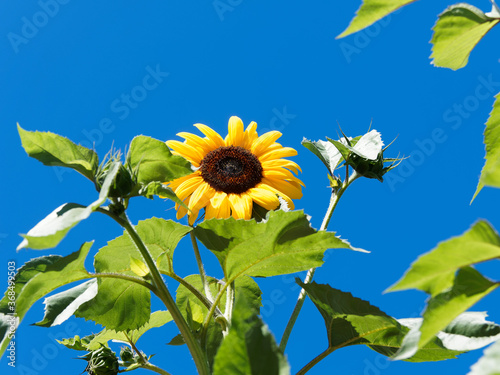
2,1,500,374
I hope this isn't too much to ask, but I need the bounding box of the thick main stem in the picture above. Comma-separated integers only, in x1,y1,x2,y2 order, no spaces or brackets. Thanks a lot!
106,209,210,375
279,172,358,352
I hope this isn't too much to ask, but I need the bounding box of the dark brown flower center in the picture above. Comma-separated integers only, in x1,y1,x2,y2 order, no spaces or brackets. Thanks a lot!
200,146,263,194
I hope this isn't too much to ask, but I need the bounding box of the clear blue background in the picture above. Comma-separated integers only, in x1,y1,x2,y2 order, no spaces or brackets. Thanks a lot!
2,1,500,374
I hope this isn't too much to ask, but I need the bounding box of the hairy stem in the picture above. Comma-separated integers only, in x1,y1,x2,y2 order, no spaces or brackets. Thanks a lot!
190,231,214,303
90,272,155,292
167,272,226,320
98,207,210,375
224,281,235,329
296,347,334,375
279,172,359,352
141,363,173,375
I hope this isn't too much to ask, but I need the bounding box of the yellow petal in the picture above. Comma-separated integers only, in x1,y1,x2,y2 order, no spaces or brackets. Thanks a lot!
164,173,194,190
261,159,302,174
243,121,258,150
175,174,204,201
188,209,200,226
247,186,280,211
166,140,203,167
263,169,305,186
194,123,225,149
228,193,252,220
177,132,213,154
226,116,245,147
258,147,297,162
188,182,215,212
251,131,282,157
218,197,231,219
210,191,228,209
259,183,295,210
176,197,190,220
206,193,231,220
262,177,302,200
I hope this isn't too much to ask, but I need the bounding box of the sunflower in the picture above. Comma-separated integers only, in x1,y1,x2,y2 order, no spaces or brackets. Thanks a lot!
165,116,304,225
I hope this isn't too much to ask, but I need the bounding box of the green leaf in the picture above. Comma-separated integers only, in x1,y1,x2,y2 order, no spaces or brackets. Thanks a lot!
75,278,151,332
301,138,343,175
34,279,98,327
473,93,500,201
430,4,499,70
130,256,149,277
194,210,363,284
126,135,192,184
299,280,464,362
76,218,190,331
469,339,500,375
17,161,121,250
137,181,185,207
337,0,417,38
213,295,290,375
393,267,499,360
83,311,173,350
0,242,92,356
176,275,262,322
57,334,97,351
440,312,500,351
388,220,500,296
17,124,99,181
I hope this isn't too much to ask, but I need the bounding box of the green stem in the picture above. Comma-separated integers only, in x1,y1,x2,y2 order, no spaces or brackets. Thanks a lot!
224,281,235,329
90,272,155,292
190,231,214,303
167,272,226,320
140,363,173,375
295,347,334,375
200,279,229,346
99,207,210,375
279,172,359,352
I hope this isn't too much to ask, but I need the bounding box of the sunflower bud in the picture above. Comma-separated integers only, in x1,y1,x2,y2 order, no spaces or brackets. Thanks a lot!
328,130,403,182
95,150,137,198
81,345,119,375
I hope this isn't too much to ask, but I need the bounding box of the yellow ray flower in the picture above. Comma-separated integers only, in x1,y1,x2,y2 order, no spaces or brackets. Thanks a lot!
165,116,304,225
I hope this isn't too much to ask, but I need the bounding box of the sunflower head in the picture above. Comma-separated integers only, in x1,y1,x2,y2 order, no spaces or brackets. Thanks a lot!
164,116,304,225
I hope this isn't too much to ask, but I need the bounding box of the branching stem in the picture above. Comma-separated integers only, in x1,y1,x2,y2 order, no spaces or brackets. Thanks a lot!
279,171,360,352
